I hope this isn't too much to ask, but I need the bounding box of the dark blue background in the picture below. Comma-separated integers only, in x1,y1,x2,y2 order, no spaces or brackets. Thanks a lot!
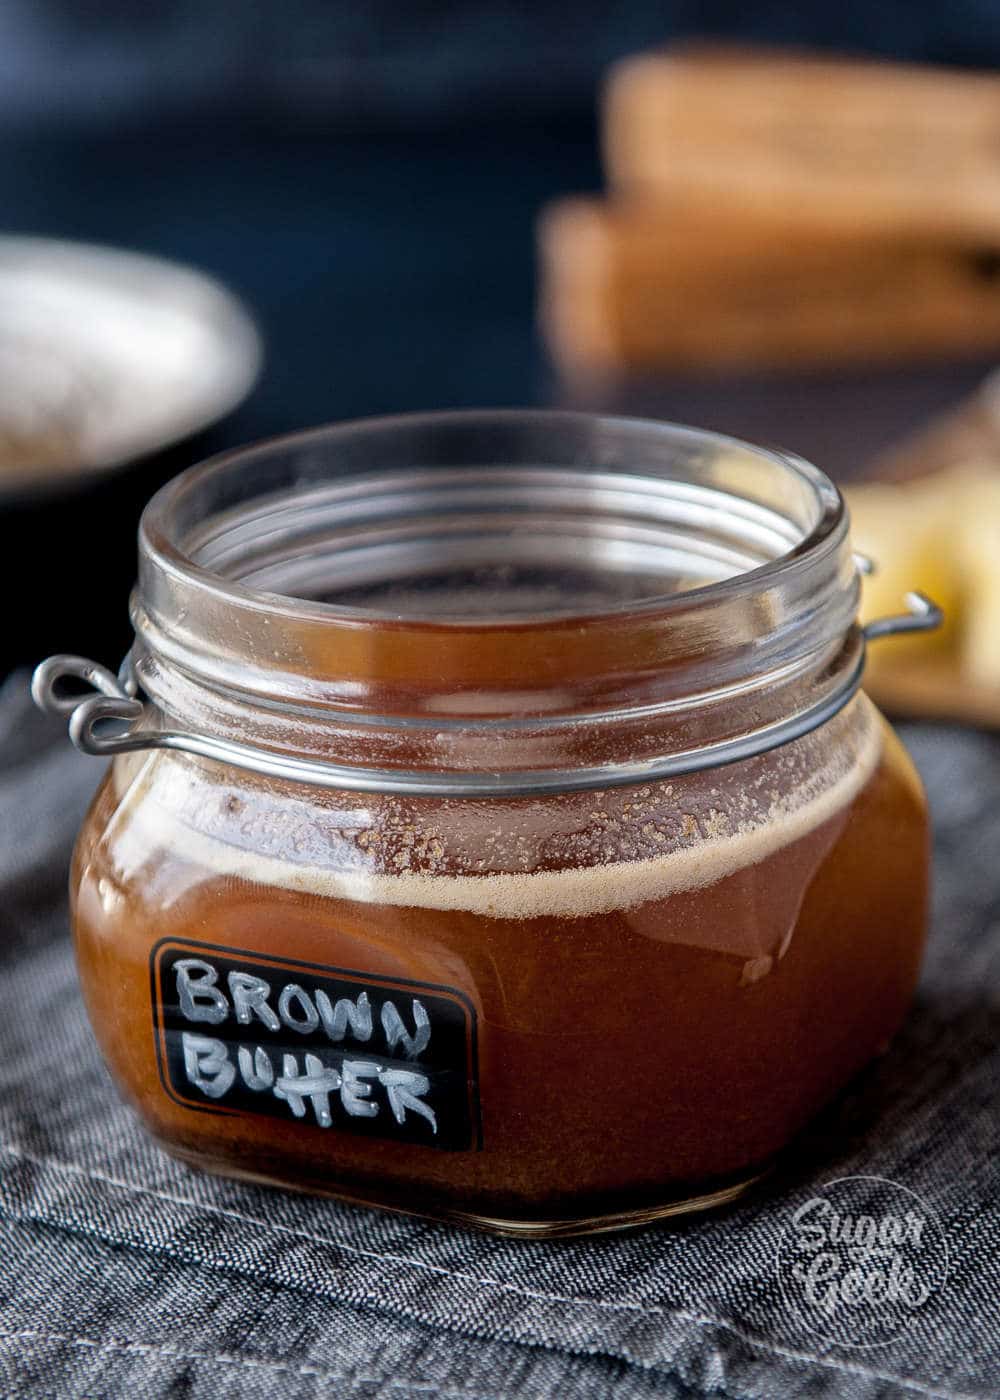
4,2,1000,132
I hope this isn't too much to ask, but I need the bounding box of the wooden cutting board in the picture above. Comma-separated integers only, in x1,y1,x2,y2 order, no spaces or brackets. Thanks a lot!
865,657,1000,728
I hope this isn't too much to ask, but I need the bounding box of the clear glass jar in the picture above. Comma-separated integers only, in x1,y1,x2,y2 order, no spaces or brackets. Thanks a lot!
36,411,935,1237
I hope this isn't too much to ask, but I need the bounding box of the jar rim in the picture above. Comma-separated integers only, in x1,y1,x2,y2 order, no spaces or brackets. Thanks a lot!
139,407,846,631
129,406,862,744
36,412,942,793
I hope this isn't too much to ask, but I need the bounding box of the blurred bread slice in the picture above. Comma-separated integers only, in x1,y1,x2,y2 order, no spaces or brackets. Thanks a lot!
604,44,1000,240
538,197,1000,375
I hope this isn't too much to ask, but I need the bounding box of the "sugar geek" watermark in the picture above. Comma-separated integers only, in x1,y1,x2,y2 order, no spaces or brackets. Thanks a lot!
776,1176,948,1348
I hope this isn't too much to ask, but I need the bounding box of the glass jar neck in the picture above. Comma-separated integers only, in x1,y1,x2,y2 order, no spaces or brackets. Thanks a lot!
129,411,861,784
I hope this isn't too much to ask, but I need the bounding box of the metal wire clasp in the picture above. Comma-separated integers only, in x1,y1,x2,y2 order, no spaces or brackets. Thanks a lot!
862,590,943,643
30,654,146,756
853,552,944,641
29,582,943,796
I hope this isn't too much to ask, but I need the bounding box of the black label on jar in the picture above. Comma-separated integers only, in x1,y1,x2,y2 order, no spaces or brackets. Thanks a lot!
150,939,480,1151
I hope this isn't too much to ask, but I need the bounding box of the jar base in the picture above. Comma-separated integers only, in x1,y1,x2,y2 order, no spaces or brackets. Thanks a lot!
449,1173,769,1237
157,1139,769,1238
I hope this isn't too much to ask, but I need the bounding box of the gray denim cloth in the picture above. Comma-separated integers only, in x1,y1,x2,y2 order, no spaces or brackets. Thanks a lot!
0,671,997,1400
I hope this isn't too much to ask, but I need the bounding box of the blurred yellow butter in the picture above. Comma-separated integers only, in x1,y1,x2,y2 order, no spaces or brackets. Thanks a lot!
954,476,1000,686
846,477,962,661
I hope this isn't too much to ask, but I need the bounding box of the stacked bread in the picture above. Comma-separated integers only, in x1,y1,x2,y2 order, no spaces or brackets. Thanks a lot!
539,45,1000,375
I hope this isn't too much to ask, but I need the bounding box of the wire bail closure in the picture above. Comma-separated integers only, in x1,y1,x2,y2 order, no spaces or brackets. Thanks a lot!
31,653,143,756
30,584,942,798
861,590,943,641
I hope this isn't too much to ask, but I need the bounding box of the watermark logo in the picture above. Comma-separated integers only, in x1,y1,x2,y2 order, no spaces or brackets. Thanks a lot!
776,1176,948,1348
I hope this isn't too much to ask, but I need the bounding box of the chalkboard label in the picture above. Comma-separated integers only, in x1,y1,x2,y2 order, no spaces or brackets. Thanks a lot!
151,939,479,1151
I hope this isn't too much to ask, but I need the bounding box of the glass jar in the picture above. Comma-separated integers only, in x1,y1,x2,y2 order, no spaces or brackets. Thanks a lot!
35,411,937,1237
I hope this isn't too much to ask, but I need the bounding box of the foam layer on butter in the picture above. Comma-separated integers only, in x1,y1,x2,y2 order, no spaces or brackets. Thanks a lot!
111,697,884,920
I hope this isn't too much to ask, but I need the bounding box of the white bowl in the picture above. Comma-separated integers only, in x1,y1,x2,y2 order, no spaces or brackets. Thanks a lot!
0,235,261,493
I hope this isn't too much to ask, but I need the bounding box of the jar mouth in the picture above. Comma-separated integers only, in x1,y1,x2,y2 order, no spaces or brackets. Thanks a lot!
132,409,858,728
140,409,844,629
